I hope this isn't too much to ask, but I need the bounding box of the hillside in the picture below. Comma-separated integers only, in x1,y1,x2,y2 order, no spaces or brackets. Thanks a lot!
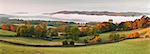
50,11,149,16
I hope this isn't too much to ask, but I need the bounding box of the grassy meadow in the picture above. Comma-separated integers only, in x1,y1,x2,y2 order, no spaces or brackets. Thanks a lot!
0,28,150,54
0,38,150,54
0,29,16,36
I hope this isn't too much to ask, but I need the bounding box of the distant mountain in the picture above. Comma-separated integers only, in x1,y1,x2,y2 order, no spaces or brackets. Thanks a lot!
0,14,12,22
51,11,150,16
0,14,13,18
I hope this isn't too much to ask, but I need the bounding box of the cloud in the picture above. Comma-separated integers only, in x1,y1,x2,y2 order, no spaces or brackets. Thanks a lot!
0,0,149,14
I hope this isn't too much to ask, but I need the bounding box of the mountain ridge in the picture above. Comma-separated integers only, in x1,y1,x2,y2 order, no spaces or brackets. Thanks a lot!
50,11,150,16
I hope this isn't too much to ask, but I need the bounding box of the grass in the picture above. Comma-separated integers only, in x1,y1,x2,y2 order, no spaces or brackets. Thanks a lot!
80,28,143,41
0,29,51,45
0,37,51,44
0,28,149,54
0,29,52,45
0,29,16,36
46,28,144,42
0,27,145,42
0,38,150,54
100,28,142,40
0,27,147,44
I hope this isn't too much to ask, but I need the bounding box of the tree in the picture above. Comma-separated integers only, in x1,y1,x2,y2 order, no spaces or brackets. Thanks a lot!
1,24,8,30
68,26,80,41
79,26,90,36
47,28,58,37
95,22,117,33
108,23,117,31
128,32,140,38
140,15,146,28
35,23,47,38
93,35,101,42
57,25,69,32
123,21,133,30
26,26,35,37
9,24,15,31
16,25,28,37
87,27,97,36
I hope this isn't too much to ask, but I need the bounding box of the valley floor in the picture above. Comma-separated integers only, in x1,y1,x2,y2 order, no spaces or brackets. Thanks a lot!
0,27,150,54
0,38,150,54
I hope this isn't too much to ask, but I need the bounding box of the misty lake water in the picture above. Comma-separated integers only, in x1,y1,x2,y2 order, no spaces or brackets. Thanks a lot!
9,14,150,23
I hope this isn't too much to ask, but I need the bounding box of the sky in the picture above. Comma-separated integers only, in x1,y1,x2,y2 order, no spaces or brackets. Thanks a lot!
0,0,150,15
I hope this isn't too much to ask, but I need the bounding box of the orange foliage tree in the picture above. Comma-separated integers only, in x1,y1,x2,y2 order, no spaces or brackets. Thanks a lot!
128,32,140,38
9,24,15,31
93,35,102,42
1,24,8,30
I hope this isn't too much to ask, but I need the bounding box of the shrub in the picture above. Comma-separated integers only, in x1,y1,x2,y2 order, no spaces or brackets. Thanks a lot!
94,36,102,42
134,32,140,38
62,41,68,45
120,34,126,40
145,35,150,38
128,34,133,38
89,35,101,44
91,35,102,43
84,39,88,43
128,32,140,38
69,41,75,45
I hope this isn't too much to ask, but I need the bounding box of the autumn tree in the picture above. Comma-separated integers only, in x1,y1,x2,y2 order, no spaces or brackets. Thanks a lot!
128,32,140,38
123,21,133,30
93,35,102,42
96,22,117,33
35,22,47,38
16,25,28,37
79,26,90,36
57,25,69,32
47,28,58,37
87,27,98,36
9,24,15,31
1,24,8,30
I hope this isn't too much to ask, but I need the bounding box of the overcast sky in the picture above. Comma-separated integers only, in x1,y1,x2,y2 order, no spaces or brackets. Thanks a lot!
0,0,150,14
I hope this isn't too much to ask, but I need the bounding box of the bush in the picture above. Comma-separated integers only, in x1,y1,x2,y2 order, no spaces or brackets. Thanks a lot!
90,35,102,44
84,39,88,43
120,34,126,40
128,32,140,38
128,34,133,38
94,36,102,42
145,35,150,38
69,41,75,45
62,41,68,45
134,32,140,38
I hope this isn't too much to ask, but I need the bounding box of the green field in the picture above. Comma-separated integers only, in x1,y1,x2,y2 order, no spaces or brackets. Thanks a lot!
79,28,142,41
0,28,149,54
0,37,51,44
0,29,52,45
0,29,16,36
0,28,143,44
0,38,150,54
